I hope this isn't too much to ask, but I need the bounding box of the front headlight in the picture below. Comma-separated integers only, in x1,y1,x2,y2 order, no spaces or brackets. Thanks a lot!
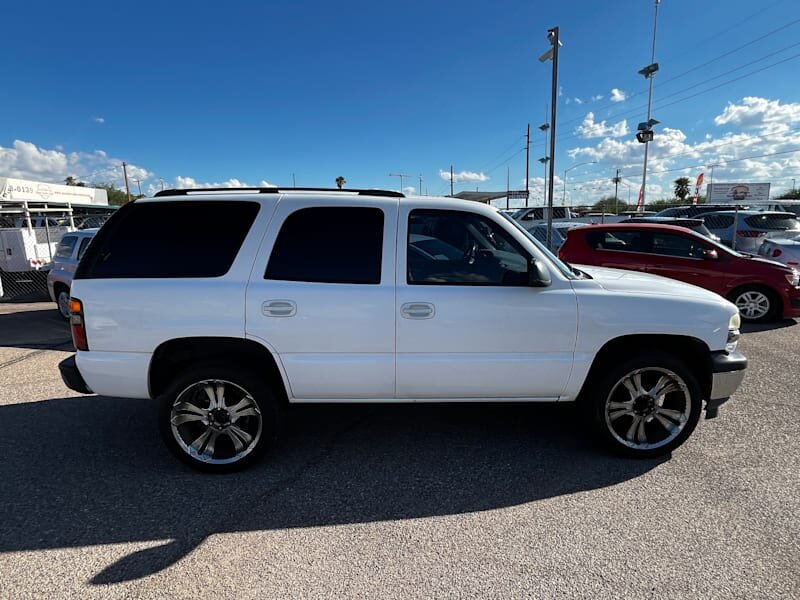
785,270,799,287
726,313,741,353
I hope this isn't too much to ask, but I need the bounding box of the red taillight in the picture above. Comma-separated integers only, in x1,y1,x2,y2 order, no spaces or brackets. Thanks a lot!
772,248,783,257
70,298,89,351
737,230,766,237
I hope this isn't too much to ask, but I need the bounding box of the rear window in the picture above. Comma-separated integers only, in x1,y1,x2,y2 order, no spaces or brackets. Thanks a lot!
744,214,800,231
265,207,384,284
76,201,259,279
55,236,78,258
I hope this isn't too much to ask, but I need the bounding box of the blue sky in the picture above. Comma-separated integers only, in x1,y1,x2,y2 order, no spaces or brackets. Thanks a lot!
2,0,800,202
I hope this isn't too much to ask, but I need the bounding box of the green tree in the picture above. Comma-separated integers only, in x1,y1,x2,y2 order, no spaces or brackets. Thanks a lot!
592,196,629,214
64,176,86,187
673,177,691,202
776,188,800,200
91,183,143,205
335,176,346,189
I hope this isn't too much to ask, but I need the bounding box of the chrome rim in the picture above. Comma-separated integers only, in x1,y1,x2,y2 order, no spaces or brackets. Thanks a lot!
604,367,691,451
170,379,262,465
57,291,71,318
735,290,770,320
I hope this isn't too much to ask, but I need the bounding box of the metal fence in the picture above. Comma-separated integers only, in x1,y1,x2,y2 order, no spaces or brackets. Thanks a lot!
0,269,51,302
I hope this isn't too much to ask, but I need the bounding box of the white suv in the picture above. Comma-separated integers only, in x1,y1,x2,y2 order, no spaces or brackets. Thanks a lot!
59,188,747,472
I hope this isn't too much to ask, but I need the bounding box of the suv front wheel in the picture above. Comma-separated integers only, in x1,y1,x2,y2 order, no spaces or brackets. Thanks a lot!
587,353,702,458
158,364,281,472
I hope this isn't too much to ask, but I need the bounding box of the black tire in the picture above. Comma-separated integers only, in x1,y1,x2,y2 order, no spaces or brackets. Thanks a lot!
728,285,780,323
55,286,71,320
158,363,282,473
585,352,702,459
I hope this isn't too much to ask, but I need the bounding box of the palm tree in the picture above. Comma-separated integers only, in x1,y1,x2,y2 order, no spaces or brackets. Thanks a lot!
674,177,691,202
335,176,346,189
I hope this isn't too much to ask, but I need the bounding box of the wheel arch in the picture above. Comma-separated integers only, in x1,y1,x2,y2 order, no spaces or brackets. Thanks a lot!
578,334,713,401
149,337,289,402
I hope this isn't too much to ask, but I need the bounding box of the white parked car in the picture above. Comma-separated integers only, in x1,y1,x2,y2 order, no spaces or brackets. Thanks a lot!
59,188,747,472
47,229,97,318
757,234,800,268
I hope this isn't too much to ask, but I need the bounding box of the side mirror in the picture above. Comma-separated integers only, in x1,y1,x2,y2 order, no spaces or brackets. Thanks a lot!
702,249,719,260
528,259,552,287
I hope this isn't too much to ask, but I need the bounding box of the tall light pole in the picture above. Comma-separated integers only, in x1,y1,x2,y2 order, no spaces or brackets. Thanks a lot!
539,27,561,250
707,163,719,201
538,119,549,208
563,161,596,206
389,172,413,193
418,174,424,196
525,124,531,206
637,0,661,211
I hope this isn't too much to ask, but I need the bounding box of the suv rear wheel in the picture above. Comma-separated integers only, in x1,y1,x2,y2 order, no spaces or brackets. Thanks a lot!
587,353,702,458
158,364,281,473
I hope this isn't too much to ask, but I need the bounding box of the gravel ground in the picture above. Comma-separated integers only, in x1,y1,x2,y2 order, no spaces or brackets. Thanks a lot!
0,301,798,599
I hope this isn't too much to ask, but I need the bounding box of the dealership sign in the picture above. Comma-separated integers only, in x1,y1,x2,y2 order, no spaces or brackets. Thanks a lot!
707,182,771,204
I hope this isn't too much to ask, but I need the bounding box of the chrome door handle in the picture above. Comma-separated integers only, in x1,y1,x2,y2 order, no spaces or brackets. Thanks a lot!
262,300,297,317
400,302,435,319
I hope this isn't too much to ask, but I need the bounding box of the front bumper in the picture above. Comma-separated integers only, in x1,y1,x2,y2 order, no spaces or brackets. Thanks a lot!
59,355,93,394
706,350,747,418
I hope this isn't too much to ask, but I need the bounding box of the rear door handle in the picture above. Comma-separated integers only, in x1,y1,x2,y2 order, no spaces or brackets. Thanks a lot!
400,302,435,319
262,300,297,317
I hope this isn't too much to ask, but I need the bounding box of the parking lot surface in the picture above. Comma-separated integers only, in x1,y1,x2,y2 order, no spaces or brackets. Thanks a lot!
0,301,798,599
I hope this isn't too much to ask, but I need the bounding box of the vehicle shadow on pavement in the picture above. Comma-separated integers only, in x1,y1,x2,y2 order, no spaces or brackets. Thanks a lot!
0,397,665,585
0,307,72,350
740,318,797,334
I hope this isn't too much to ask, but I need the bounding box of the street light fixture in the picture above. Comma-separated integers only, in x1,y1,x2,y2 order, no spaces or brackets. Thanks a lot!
539,26,561,250
637,0,662,210
563,161,597,206
389,172,413,193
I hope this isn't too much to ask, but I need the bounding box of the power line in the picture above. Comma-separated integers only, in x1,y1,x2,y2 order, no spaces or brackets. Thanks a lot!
557,17,800,131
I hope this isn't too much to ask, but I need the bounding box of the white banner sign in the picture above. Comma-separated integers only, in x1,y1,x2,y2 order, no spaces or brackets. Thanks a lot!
0,177,108,206
707,182,771,204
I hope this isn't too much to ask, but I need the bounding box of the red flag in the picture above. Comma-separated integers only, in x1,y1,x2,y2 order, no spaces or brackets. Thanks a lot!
693,172,705,205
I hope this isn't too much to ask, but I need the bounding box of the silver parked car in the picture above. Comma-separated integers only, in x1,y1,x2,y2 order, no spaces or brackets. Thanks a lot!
758,234,800,268
526,221,587,251
47,229,97,318
701,211,800,253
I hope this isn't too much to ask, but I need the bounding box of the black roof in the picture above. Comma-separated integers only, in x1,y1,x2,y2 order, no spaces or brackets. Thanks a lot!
154,187,404,198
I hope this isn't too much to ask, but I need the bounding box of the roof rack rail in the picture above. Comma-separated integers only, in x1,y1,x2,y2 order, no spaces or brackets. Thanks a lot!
154,187,404,198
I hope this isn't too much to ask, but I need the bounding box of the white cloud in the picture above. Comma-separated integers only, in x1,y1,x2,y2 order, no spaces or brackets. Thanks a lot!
575,112,630,138
173,176,273,189
565,97,800,200
92,116,105,124
591,95,604,101
574,98,584,105
610,88,627,103
439,169,489,183
714,96,800,135
0,139,150,190
403,186,416,195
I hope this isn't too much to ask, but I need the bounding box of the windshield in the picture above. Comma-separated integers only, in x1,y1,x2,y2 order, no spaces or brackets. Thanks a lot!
501,213,577,279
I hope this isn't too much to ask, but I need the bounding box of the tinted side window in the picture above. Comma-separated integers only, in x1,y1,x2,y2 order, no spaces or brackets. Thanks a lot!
56,236,78,258
585,230,643,252
651,233,709,258
407,209,529,285
77,236,93,260
76,201,259,279
703,215,734,229
265,207,384,284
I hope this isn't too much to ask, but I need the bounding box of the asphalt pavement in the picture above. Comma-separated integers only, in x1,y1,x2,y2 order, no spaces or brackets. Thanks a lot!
0,301,798,599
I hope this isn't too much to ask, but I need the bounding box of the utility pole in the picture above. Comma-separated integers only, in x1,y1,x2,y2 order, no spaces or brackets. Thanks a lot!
613,168,621,215
546,30,559,250
122,162,131,203
525,124,530,207
639,0,661,209
506,167,510,210
158,178,165,191
419,174,424,196
134,178,142,196
450,165,454,196
292,173,296,187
